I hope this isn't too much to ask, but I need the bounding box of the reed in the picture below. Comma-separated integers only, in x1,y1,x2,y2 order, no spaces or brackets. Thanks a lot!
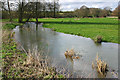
94,35,102,43
64,49,80,59
92,53,108,76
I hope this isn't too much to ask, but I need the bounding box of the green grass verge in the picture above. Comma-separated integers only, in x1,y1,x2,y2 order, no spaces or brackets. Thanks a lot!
3,23,23,30
39,18,118,43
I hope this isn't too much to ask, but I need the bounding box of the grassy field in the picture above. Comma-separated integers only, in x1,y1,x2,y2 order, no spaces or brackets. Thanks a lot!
37,18,118,43
1,18,118,43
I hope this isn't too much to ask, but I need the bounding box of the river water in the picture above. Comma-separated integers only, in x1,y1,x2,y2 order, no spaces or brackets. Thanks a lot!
13,22,118,78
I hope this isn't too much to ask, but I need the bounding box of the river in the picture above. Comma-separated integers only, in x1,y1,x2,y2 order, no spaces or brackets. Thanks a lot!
13,22,118,78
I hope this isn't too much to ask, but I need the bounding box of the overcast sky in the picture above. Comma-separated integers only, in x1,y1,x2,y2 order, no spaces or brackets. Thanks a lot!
59,0,119,11
2,0,119,11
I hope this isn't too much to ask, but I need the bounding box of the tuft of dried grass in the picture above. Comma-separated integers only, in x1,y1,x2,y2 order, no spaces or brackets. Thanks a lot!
2,30,15,44
64,49,80,60
94,35,102,43
2,30,10,42
92,53,108,76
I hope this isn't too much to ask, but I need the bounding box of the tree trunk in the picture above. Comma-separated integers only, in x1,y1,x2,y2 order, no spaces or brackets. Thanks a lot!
43,1,46,18
18,0,24,23
26,14,31,22
7,0,12,22
36,2,38,23
118,7,120,20
43,7,46,18
53,0,56,18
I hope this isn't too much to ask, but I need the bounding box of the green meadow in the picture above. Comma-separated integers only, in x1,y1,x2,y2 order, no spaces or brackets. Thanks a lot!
38,18,118,43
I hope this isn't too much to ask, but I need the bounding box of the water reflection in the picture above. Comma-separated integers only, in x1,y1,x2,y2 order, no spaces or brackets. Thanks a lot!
65,56,74,76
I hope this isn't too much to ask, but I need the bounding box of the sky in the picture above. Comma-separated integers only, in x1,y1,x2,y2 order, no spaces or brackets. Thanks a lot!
1,0,119,11
59,0,119,11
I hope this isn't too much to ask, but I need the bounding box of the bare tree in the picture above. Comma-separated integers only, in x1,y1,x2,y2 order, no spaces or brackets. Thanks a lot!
118,1,120,19
0,1,7,11
35,0,38,23
24,2,32,22
1,0,60,21
53,0,56,18
18,0,25,23
42,0,46,18
7,0,12,21
24,1,35,22
0,0,13,20
53,0,59,18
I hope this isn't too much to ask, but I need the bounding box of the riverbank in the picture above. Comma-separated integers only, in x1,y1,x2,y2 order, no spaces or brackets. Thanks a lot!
40,18,118,43
12,22,118,78
1,18,118,43
1,22,65,79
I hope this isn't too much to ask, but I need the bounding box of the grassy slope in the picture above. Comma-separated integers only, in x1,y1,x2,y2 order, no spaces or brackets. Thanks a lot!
1,21,25,78
38,18,118,43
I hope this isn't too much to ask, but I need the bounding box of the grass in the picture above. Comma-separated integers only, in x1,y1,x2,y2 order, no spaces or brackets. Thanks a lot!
1,18,118,43
35,18,118,43
1,18,118,79
2,18,118,43
3,23,23,30
1,19,18,22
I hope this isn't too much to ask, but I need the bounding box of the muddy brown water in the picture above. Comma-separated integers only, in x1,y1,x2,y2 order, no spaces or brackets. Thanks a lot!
13,22,118,78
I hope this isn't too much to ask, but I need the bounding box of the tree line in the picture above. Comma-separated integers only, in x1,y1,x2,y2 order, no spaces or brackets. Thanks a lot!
59,5,120,18
1,0,60,22
0,0,120,23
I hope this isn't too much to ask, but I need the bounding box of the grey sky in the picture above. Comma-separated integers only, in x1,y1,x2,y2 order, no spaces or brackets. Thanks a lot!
59,0,119,11
2,0,119,11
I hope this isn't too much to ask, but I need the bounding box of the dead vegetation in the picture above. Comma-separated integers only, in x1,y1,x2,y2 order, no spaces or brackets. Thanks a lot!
2,29,69,79
2,30,11,43
92,53,108,76
93,54,118,78
64,49,80,59
94,35,102,43
74,18,80,20
2,44,68,78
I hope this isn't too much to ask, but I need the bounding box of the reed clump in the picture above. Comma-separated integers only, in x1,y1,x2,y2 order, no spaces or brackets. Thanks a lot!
94,35,102,43
64,49,80,59
51,28,56,31
92,54,108,76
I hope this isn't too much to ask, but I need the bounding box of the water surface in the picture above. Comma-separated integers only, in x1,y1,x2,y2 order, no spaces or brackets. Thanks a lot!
13,22,118,78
